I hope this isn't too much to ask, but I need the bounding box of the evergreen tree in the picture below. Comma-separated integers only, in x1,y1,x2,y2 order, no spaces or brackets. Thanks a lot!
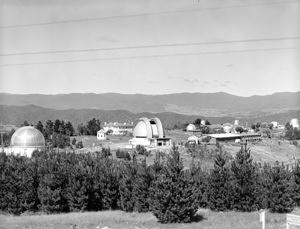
231,145,259,211
118,160,137,212
86,118,101,136
293,161,300,206
133,158,153,212
54,119,61,133
98,155,120,210
149,144,199,223
38,151,69,213
65,121,75,136
66,154,89,211
207,152,232,211
35,121,44,134
44,120,54,141
268,162,295,213
22,120,30,126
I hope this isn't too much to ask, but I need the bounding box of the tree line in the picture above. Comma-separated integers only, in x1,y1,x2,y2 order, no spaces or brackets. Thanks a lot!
0,144,299,223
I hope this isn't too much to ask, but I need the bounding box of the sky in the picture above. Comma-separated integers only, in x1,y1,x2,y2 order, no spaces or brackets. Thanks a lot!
0,0,299,96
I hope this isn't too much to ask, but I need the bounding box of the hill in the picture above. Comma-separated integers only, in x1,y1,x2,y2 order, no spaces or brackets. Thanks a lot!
0,104,299,128
0,92,299,116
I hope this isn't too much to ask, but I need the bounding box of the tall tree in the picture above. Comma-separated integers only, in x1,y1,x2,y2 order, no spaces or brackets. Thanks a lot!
149,144,199,223
207,151,232,211
231,144,259,211
35,121,44,134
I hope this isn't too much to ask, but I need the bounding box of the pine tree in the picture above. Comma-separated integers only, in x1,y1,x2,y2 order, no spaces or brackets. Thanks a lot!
293,160,300,206
37,151,69,213
207,151,232,211
149,144,199,223
35,121,44,134
268,162,295,213
99,157,119,210
231,144,259,211
118,159,137,212
133,158,153,212
66,155,89,211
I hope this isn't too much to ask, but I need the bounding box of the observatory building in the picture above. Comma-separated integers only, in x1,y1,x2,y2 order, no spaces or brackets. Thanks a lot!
129,117,171,147
186,123,196,132
290,118,299,129
8,126,45,157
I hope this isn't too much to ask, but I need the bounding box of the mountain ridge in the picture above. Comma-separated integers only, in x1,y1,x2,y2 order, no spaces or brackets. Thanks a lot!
0,91,299,116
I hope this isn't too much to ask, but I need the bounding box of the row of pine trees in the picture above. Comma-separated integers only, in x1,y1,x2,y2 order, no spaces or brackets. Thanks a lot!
0,145,299,223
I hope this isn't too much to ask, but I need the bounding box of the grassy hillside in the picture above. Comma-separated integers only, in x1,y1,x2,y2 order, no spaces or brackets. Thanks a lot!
1,208,297,229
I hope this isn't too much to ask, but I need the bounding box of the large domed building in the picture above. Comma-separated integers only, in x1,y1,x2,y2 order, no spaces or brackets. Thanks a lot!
8,126,45,157
129,117,171,147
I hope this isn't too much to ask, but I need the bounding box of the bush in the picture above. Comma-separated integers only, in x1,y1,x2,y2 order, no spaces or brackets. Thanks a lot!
149,144,199,223
71,138,77,145
116,149,131,161
76,141,84,149
135,145,149,157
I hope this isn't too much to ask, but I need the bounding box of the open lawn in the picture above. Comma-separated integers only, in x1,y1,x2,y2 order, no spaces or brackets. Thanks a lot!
1,208,299,229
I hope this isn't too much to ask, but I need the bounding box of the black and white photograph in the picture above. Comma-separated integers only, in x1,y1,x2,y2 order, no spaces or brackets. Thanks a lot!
0,0,299,228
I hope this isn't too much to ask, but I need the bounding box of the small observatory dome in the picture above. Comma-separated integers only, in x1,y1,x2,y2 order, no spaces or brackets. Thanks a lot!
186,124,196,132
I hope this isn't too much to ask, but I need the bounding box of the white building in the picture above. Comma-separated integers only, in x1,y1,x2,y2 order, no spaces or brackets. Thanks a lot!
97,129,107,140
129,117,171,147
270,121,279,128
290,118,299,129
187,135,199,144
186,123,196,132
222,123,233,133
103,122,134,135
6,126,45,157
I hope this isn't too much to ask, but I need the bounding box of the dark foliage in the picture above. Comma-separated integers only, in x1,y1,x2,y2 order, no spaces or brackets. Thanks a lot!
149,144,199,223
267,162,295,213
207,151,232,211
230,145,259,211
1,144,300,220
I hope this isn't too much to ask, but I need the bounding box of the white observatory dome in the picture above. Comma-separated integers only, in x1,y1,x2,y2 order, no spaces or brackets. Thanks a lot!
186,124,196,132
9,126,45,157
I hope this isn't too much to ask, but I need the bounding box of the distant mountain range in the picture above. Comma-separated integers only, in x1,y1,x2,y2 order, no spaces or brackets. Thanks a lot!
0,92,299,117
0,104,299,129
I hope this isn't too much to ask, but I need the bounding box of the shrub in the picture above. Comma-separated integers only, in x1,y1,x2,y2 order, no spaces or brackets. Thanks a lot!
149,144,199,223
135,145,149,157
76,141,84,149
71,138,77,145
116,149,131,161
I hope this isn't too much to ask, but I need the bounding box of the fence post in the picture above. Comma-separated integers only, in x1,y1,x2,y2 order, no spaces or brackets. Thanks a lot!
259,210,265,229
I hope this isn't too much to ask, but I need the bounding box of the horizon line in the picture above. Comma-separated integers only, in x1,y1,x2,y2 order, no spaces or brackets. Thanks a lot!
0,90,299,98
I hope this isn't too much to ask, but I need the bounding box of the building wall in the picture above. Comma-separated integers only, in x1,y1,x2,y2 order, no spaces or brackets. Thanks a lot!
5,146,44,157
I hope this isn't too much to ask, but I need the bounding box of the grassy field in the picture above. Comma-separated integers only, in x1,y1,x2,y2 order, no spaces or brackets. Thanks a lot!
1,208,299,229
